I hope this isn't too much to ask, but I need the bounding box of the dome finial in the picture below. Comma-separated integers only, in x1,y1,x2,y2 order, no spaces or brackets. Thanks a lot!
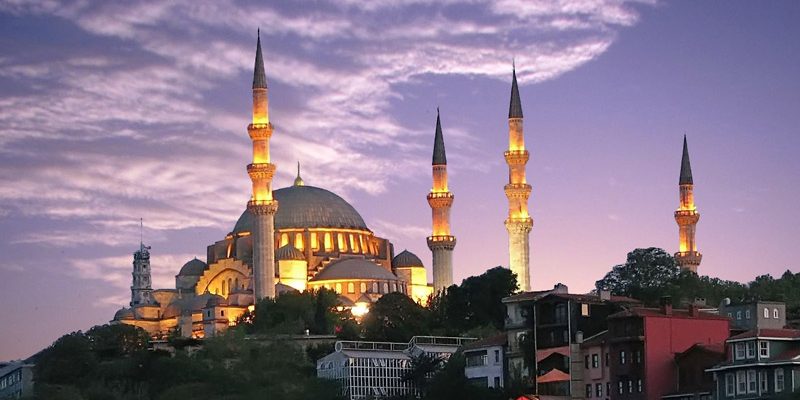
294,161,304,186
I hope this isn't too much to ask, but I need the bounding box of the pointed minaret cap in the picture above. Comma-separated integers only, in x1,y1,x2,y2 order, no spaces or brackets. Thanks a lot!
294,161,304,186
253,29,267,89
679,135,693,185
432,108,447,165
509,64,523,119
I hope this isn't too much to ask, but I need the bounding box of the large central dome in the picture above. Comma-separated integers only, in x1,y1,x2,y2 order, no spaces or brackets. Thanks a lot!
233,185,369,233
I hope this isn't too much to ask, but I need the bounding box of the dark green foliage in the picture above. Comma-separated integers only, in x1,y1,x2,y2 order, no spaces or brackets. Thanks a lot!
237,287,342,335
401,353,444,397
425,353,506,400
85,324,150,360
34,331,97,385
595,248,683,305
362,292,431,342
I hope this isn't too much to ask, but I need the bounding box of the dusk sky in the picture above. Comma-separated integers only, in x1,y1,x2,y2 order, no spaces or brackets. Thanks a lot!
1,1,799,360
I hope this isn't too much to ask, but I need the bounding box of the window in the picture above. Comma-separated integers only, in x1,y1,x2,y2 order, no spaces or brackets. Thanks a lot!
759,341,769,358
337,233,347,252
494,350,500,363
348,282,355,294
727,312,732,318
775,368,784,392
773,308,779,319
360,282,366,293
634,349,642,363
737,311,742,320
581,303,590,316
618,381,623,394
737,370,746,394
585,355,590,369
745,309,751,319
586,384,592,398
493,376,501,388
764,308,770,318
725,373,734,396
295,233,303,251
383,283,389,293
595,383,602,397
280,233,289,247
335,283,342,293
221,310,225,317
746,341,756,359
391,283,397,292
324,232,333,251
310,232,318,250
372,282,378,293
620,350,626,365
628,380,633,393
606,382,611,395
747,369,757,393
637,378,642,393
592,354,599,368
605,352,609,366
759,370,768,392
735,343,745,360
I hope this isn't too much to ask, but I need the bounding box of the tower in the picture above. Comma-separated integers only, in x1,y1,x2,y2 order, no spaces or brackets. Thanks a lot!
130,241,153,306
504,66,533,292
247,30,278,299
427,109,456,291
674,135,702,272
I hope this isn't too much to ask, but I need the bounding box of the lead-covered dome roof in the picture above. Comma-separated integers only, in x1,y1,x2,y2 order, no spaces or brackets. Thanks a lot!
310,258,399,282
178,258,207,276
392,250,424,268
233,185,369,234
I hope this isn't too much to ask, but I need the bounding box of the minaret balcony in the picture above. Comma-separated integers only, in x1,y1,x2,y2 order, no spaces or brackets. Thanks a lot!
504,217,533,233
427,235,456,250
674,209,699,225
427,192,454,208
247,163,276,180
247,199,279,215
674,251,702,267
504,150,529,165
247,123,273,140
504,183,531,198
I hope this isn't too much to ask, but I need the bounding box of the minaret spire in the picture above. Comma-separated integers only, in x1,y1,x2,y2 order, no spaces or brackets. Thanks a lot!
674,135,701,272
504,66,533,291
428,108,456,291
247,31,278,299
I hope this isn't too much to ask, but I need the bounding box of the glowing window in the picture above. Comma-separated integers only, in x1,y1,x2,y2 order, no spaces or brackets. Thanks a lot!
391,283,397,292
383,283,389,293
348,282,355,294
335,283,342,293
350,234,359,253
280,233,289,247
295,233,303,251
360,283,367,293
324,233,333,251
360,235,368,253
372,282,378,293
338,233,347,252
311,232,319,250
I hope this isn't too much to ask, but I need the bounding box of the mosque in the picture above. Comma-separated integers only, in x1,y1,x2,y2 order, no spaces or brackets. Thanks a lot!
112,33,702,339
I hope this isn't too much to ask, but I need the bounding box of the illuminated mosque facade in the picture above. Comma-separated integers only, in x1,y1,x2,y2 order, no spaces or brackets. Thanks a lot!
112,33,701,338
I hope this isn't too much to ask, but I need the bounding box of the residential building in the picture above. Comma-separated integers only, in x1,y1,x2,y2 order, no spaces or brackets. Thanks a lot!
606,302,730,400
662,343,725,400
581,330,612,400
707,328,800,399
464,334,507,388
317,336,474,399
0,362,34,400
718,300,787,333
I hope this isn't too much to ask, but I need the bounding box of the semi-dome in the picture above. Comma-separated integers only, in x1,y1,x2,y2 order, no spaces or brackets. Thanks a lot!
178,258,207,276
233,185,369,234
392,250,424,268
310,258,399,282
114,308,134,320
276,244,305,261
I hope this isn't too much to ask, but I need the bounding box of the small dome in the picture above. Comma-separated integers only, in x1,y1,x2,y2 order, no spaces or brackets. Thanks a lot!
205,294,227,308
310,257,399,282
276,282,299,295
276,244,305,261
392,250,424,268
178,258,207,276
114,308,134,320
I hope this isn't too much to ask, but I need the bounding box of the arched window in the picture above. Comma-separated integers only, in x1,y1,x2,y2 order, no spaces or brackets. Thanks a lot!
338,233,348,252
372,282,378,293
228,278,232,294
774,308,779,319
348,282,355,294
764,308,770,318
335,283,342,293
280,233,289,247
391,283,397,292
295,233,304,251
360,282,367,293
221,280,227,296
311,232,319,250
383,283,389,293
350,234,359,253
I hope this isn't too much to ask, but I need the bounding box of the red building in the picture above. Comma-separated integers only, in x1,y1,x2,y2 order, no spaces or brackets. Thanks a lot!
606,302,729,400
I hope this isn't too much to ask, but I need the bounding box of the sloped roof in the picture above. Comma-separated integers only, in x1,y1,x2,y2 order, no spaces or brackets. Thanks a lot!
610,307,729,320
537,368,570,383
728,328,800,341
464,333,507,350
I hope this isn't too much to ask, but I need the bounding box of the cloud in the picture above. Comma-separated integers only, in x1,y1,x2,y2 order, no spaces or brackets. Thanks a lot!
0,0,650,290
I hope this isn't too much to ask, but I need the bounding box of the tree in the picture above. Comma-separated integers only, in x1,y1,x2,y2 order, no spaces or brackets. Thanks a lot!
34,331,97,386
595,247,682,305
402,353,444,397
460,267,518,330
362,293,430,342
85,323,150,359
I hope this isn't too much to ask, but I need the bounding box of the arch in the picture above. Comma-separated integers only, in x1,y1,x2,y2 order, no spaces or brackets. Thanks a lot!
338,233,347,252
372,282,378,293
295,233,304,251
360,282,367,293
335,283,343,293
311,232,319,250
324,232,333,251
383,282,389,293
350,234,359,253
348,282,355,294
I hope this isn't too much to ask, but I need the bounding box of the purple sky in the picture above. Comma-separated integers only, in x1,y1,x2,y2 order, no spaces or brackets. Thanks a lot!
1,1,799,360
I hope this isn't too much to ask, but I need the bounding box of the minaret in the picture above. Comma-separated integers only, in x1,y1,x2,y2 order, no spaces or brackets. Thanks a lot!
130,222,153,306
427,109,456,291
504,66,533,292
674,135,702,272
247,30,278,299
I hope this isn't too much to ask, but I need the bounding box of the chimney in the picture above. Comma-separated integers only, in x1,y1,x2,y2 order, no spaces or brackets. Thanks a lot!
688,304,700,318
599,290,611,301
660,296,673,315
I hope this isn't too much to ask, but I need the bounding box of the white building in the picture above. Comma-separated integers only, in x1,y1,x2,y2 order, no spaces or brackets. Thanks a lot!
463,334,507,388
317,336,474,400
